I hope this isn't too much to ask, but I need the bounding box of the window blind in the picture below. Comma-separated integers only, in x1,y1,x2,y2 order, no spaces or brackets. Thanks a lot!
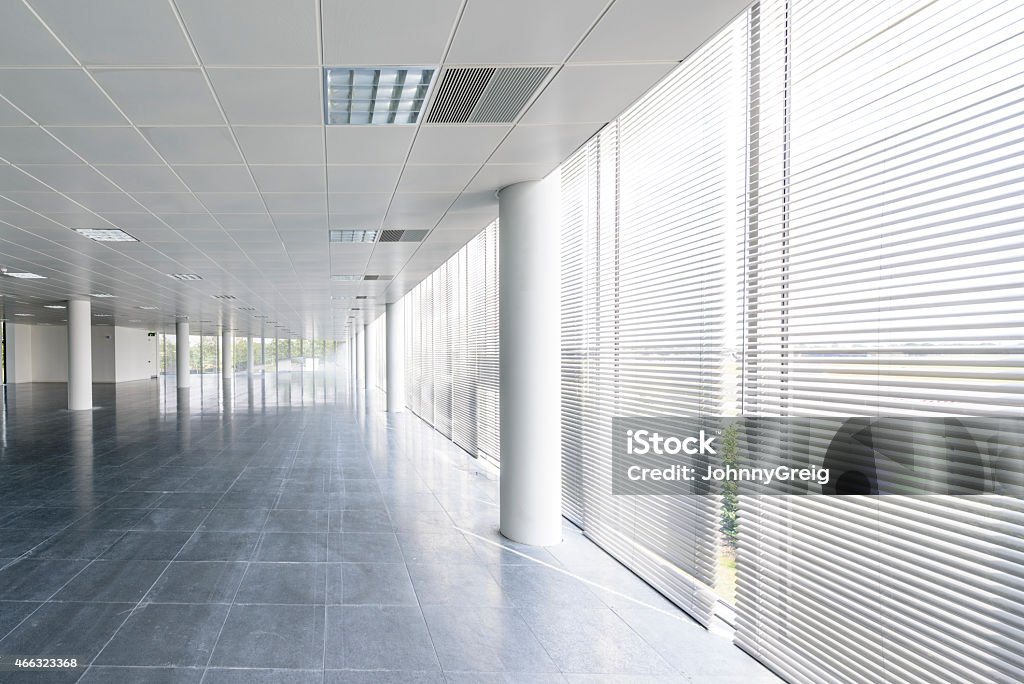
402,221,501,464
559,15,748,626
735,0,1024,682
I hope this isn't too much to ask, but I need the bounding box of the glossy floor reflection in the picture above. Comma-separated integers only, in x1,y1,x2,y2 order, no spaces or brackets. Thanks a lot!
0,375,779,683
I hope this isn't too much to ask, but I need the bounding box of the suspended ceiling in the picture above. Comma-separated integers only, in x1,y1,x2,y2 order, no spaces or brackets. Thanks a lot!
0,0,749,339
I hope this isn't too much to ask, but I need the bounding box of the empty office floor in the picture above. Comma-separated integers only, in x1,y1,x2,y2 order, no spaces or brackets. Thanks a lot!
0,374,779,683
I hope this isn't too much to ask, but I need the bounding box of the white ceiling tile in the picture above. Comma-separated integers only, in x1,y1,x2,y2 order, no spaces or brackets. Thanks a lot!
0,165,52,192
446,0,604,64
18,164,119,193
0,210,64,230
175,0,319,66
521,63,675,124
0,1,76,66
329,244,373,272
396,164,478,193
407,125,510,165
159,213,222,231
196,193,266,213
0,127,81,163
365,243,418,274
434,209,498,232
571,0,750,63
385,192,456,228
327,165,401,194
47,127,163,164
0,69,126,125
173,165,258,193
326,212,386,229
488,122,599,165
233,126,323,164
213,213,274,231
66,193,144,213
249,165,326,193
261,193,327,213
1,190,92,213
0,98,33,125
463,162,554,194
270,214,327,231
96,212,167,229
96,165,189,192
327,193,391,215
91,68,223,125
30,0,196,66
321,0,459,65
141,127,242,164
208,68,321,125
131,192,207,213
325,127,414,165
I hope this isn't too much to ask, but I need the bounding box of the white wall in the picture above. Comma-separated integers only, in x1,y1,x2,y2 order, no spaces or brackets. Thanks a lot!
29,325,68,382
5,323,157,384
114,327,157,382
92,325,116,383
5,323,34,384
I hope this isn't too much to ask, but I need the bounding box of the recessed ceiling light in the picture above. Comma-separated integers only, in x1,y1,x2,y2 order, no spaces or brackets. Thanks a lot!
75,228,138,242
5,272,45,279
324,67,435,125
94,313,112,317
329,229,379,243
90,293,115,298
14,313,34,316
331,275,360,281
43,304,66,309
167,273,202,281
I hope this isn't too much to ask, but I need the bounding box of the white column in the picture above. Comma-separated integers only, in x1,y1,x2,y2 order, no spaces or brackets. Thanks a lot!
67,299,93,411
221,329,234,378
386,300,405,413
355,328,365,389
246,335,254,375
498,178,562,546
363,323,375,393
176,320,190,388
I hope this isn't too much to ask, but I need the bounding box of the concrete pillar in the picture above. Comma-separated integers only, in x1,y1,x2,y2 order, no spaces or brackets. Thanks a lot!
247,335,254,375
497,178,562,546
355,328,365,389
221,329,234,377
176,320,190,388
363,323,374,393
386,300,405,413
67,299,93,411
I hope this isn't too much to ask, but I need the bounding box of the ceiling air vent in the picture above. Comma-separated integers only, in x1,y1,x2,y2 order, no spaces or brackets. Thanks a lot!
378,229,428,243
213,294,236,300
426,67,551,124
363,275,393,281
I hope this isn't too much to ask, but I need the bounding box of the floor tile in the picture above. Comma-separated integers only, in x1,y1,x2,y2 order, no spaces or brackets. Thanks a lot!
78,666,204,683
52,559,168,603
0,601,134,661
144,561,247,604
95,603,229,667
0,559,89,601
177,532,260,561
202,669,323,684
325,605,438,671
99,531,192,560
233,562,327,604
255,532,329,562
209,604,324,669
423,604,559,673
327,533,404,563
329,562,417,605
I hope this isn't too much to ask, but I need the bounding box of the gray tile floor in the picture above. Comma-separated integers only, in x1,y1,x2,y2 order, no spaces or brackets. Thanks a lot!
0,375,781,683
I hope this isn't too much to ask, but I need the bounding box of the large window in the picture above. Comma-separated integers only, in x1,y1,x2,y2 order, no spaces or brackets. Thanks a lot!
399,0,1024,681
403,221,500,463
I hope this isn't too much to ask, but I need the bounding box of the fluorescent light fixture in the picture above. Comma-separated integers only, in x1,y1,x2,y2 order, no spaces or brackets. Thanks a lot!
43,304,66,309
5,272,45,279
94,313,112,317
14,313,34,316
75,228,138,242
90,293,115,298
213,294,236,300
329,229,378,243
331,275,360,281
324,67,435,125
167,273,202,281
